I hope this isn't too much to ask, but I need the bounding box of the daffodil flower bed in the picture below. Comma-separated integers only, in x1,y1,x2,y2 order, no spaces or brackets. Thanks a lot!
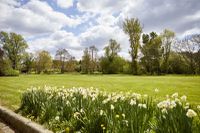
19,86,200,133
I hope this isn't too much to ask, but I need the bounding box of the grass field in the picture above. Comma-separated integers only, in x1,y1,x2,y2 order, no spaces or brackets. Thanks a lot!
0,74,199,110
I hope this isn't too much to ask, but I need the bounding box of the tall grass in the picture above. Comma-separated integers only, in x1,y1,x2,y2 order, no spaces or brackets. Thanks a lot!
19,86,200,133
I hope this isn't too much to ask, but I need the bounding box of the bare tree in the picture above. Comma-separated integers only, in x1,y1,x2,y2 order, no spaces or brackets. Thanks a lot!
56,48,71,73
89,45,98,72
174,35,200,74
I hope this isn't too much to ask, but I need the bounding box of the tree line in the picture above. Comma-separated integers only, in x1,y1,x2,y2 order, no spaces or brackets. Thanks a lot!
0,18,200,76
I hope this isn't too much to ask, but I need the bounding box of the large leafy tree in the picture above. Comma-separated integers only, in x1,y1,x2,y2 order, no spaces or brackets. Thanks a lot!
123,18,142,75
0,31,28,70
161,29,175,73
141,32,163,74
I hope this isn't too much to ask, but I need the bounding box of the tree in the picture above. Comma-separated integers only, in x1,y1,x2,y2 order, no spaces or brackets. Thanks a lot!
141,32,163,74
161,29,175,73
89,45,98,72
81,48,91,73
35,50,52,74
192,34,200,74
104,39,121,61
100,39,123,74
0,47,4,61
0,47,6,75
55,48,71,73
168,52,188,74
0,31,28,70
174,35,200,74
65,56,78,72
21,53,34,73
123,18,142,75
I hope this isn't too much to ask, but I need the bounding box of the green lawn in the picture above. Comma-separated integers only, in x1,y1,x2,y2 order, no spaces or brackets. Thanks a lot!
0,74,199,110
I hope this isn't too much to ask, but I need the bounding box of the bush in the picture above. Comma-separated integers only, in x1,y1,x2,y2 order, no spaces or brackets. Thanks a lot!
19,87,200,133
4,69,19,76
0,59,19,76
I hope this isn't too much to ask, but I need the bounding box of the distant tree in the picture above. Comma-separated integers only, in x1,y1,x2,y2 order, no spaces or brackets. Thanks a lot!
123,18,142,75
161,29,175,73
0,47,6,75
174,35,200,74
56,48,70,73
52,60,60,72
35,50,52,74
104,39,121,61
192,34,200,74
81,48,91,73
100,39,123,74
65,56,78,72
141,32,163,74
0,47,4,60
168,52,188,74
21,53,34,73
89,45,98,72
0,31,28,70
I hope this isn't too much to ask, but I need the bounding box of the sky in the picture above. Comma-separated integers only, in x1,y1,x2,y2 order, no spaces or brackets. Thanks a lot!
0,0,200,59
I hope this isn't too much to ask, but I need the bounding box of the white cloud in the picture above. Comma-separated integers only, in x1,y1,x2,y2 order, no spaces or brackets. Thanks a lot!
28,23,130,60
0,0,85,37
77,0,126,14
57,0,73,9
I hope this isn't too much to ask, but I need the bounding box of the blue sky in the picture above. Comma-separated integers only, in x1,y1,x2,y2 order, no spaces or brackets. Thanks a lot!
0,0,200,59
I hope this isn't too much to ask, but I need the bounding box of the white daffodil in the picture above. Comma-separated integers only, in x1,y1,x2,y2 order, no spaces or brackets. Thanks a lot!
130,99,136,105
155,88,159,93
171,92,178,98
186,109,197,118
110,104,115,110
55,116,60,121
181,95,187,102
197,105,200,110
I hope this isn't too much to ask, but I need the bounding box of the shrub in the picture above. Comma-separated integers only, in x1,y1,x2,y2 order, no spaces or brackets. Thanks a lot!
19,87,200,133
3,69,19,76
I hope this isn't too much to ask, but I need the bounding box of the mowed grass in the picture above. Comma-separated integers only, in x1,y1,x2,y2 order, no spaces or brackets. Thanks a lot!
0,74,199,110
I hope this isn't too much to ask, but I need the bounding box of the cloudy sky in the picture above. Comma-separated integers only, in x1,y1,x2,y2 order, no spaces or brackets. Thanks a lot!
0,0,200,59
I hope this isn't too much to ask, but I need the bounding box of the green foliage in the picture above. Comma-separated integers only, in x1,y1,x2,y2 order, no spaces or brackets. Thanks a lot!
21,53,34,73
104,39,121,61
0,31,28,70
81,48,91,74
161,29,175,73
123,18,142,75
3,69,19,76
0,55,19,76
35,50,52,74
100,39,125,74
141,32,163,75
100,56,125,74
19,87,200,133
168,52,188,74
89,45,98,73
55,48,71,73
